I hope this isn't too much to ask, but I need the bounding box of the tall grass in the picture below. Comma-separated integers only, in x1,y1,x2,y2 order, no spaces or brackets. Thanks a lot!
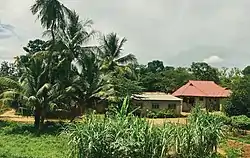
64,99,225,158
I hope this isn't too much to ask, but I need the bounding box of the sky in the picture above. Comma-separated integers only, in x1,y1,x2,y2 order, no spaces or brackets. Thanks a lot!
0,0,250,68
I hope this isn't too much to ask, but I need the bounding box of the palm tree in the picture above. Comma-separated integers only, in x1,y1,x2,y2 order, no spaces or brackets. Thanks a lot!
99,33,137,72
31,0,68,42
66,51,113,119
57,10,96,60
0,54,62,129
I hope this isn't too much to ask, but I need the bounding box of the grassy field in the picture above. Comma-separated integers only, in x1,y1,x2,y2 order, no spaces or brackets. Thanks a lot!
0,121,68,158
230,134,250,144
1,115,250,158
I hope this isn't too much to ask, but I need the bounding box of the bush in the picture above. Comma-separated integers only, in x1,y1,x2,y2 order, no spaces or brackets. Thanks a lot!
224,76,250,117
223,101,249,117
231,115,250,130
0,105,9,115
212,114,232,125
146,109,177,118
145,110,157,118
15,107,33,116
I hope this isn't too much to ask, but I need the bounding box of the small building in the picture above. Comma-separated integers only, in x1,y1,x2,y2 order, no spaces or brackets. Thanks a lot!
132,92,182,115
172,80,231,112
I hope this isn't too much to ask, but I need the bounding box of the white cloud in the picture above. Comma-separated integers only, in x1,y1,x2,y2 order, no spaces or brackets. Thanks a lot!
203,55,224,64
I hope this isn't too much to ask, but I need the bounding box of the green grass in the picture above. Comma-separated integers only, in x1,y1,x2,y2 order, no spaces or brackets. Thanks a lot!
230,134,250,144
224,147,242,158
220,139,242,158
0,121,68,158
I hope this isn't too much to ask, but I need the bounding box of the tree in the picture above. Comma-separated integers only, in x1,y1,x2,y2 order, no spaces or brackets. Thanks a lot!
147,60,164,73
225,76,250,116
109,64,144,103
0,61,17,79
65,51,113,116
0,53,66,129
190,62,220,83
163,67,194,92
219,67,242,89
137,60,194,93
99,33,137,72
139,71,164,92
23,39,48,55
31,0,68,42
56,10,96,61
243,65,250,76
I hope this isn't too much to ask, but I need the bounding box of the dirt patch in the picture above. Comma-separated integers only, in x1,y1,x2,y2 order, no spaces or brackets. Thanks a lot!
227,140,250,158
0,110,34,123
1,110,188,125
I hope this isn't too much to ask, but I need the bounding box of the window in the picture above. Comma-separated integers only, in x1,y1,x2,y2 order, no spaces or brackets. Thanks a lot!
152,103,160,109
169,104,176,110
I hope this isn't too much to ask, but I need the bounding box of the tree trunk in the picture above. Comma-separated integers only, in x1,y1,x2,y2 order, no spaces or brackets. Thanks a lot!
51,20,56,44
34,106,41,129
39,112,45,131
70,104,78,122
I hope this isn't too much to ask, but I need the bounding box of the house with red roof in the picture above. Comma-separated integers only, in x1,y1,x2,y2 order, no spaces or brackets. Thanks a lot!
172,80,231,112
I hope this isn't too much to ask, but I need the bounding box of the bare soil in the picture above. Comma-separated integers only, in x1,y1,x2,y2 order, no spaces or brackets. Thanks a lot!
227,140,250,158
0,110,188,125
0,110,34,123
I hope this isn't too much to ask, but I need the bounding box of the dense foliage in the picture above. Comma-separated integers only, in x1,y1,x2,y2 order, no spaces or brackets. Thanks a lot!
224,76,250,116
231,115,250,130
64,102,224,158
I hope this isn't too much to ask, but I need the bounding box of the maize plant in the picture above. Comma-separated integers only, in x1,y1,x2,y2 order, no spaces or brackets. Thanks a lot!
64,99,225,158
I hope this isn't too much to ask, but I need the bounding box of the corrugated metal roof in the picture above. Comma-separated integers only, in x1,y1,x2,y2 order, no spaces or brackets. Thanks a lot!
132,92,182,101
172,80,231,97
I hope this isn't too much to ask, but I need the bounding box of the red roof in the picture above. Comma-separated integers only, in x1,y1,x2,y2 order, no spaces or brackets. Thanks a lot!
172,80,231,98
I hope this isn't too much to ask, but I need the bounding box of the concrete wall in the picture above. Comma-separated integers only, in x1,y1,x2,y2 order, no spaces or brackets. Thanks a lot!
133,100,182,115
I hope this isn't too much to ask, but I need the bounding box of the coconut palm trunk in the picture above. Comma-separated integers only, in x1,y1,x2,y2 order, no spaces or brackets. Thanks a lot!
34,106,42,129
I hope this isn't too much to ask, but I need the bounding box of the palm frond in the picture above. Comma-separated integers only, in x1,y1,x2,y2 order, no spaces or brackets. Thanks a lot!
115,54,137,64
37,83,52,97
114,37,127,58
0,90,23,98
0,98,15,106
0,77,23,92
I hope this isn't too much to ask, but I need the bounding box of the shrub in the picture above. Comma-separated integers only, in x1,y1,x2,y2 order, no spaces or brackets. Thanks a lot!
15,107,33,116
212,114,232,125
145,110,157,118
231,115,250,130
146,109,177,118
0,105,9,115
157,109,177,118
